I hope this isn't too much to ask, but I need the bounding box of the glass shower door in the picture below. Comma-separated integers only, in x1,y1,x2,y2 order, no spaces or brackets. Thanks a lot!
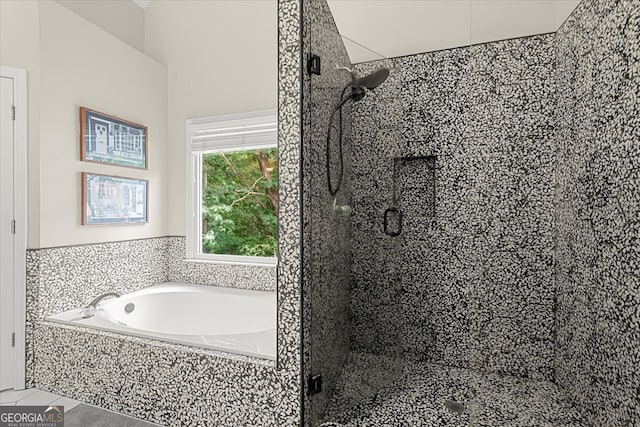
305,17,405,425
304,21,355,427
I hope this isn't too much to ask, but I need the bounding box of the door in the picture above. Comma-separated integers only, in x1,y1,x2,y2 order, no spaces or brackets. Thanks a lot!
0,75,15,391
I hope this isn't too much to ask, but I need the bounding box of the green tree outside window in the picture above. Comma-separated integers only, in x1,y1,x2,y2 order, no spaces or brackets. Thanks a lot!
201,148,278,257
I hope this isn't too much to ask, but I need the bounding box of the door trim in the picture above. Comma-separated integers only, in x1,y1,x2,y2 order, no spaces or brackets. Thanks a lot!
1,65,27,390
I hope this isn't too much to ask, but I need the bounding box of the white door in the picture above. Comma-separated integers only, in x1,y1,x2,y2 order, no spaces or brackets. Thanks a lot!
0,75,15,391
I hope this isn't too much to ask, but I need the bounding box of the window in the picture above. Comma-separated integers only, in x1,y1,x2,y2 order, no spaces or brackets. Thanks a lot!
186,110,278,265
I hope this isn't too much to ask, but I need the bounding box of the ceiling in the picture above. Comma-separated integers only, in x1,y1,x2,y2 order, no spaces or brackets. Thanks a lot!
130,0,582,64
131,0,151,9
326,0,582,63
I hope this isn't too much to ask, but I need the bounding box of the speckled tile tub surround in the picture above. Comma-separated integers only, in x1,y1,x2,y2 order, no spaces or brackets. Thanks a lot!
302,0,354,425
25,235,277,386
555,0,640,425
26,0,304,423
350,33,558,380
26,237,168,389
27,236,275,322
32,322,282,426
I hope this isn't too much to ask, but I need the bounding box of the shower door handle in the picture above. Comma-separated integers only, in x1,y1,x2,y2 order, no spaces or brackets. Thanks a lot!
383,207,402,237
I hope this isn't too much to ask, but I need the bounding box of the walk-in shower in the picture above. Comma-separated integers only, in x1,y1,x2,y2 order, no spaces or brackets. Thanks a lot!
304,0,640,426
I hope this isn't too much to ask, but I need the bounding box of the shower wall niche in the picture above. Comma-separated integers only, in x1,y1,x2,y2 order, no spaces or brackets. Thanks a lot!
397,156,437,226
350,34,558,380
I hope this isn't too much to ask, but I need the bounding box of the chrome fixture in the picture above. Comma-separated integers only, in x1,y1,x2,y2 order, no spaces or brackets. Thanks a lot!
82,292,121,318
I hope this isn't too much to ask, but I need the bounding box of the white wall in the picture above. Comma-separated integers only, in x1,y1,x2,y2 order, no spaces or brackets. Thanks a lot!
36,1,167,247
0,0,41,248
144,0,277,236
55,0,145,53
2,0,276,247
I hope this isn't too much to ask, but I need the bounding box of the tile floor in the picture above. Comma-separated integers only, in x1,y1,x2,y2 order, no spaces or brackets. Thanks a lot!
0,388,80,410
0,388,160,426
321,351,588,427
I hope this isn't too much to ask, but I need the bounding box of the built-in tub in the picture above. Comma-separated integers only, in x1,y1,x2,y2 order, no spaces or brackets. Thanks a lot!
46,282,276,360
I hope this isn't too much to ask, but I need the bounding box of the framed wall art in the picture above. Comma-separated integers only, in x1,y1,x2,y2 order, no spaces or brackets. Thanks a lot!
81,173,148,225
80,107,148,169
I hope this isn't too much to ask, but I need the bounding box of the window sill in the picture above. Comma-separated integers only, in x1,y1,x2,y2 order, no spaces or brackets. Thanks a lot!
182,257,277,267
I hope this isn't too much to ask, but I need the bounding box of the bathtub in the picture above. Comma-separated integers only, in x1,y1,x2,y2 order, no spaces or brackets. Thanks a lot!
45,282,276,360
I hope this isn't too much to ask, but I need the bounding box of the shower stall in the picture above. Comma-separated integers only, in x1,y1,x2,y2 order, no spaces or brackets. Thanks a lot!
301,0,640,426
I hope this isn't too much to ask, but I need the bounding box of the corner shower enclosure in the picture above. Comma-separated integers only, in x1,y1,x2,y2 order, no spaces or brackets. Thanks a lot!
302,0,640,426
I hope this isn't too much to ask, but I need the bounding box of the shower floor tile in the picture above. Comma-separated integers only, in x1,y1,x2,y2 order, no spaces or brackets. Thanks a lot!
321,351,587,427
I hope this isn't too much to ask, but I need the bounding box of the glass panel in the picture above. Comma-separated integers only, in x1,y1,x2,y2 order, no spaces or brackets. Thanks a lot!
306,22,361,425
306,19,405,425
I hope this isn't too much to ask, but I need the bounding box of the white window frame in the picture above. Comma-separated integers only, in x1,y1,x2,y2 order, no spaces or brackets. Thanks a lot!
186,109,277,265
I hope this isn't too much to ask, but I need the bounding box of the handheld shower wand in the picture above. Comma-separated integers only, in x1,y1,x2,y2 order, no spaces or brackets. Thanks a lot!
326,66,390,197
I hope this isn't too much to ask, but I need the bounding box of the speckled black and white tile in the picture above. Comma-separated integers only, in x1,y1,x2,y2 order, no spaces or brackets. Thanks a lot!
302,1,355,425
321,352,587,427
27,236,274,322
350,33,558,380
304,0,640,425
32,322,281,426
166,236,276,291
25,237,169,389
27,238,169,321
554,0,640,425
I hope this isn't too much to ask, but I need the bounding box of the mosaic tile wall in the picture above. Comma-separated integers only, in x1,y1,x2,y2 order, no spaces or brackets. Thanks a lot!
554,0,640,425
350,33,558,380
26,237,275,326
166,237,276,291
26,0,304,423
274,0,304,422
301,0,354,424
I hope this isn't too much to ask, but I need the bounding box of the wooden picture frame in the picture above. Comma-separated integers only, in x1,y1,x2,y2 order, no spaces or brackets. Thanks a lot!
80,107,148,169
81,172,149,225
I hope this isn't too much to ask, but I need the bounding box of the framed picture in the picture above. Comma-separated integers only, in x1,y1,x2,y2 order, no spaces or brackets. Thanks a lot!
82,173,148,225
80,107,148,169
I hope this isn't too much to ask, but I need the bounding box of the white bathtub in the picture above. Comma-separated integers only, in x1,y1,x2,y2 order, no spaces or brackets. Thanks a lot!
45,282,276,360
